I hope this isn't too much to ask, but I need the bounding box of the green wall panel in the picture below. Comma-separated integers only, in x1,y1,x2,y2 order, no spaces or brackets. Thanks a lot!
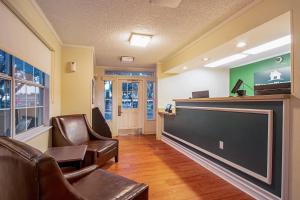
229,53,291,96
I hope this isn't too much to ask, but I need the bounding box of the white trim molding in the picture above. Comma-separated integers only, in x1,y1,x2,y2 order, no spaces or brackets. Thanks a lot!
175,106,273,184
161,135,281,200
280,99,290,200
30,0,63,45
14,126,52,142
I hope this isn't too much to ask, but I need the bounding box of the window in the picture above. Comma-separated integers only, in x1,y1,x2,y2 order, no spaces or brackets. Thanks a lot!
0,50,11,75
0,79,11,137
105,70,154,77
0,49,49,139
147,81,154,120
104,80,112,121
122,82,138,109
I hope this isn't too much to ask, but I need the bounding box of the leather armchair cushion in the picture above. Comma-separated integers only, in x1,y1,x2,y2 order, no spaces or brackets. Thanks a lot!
86,140,118,155
52,114,119,166
72,169,148,200
59,116,90,145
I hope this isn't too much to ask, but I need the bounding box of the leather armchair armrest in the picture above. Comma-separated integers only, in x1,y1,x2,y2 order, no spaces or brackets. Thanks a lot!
64,164,98,183
90,130,119,143
89,129,112,141
84,148,98,165
83,114,115,141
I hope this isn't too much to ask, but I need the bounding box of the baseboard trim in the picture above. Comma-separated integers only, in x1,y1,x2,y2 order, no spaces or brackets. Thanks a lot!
161,135,281,200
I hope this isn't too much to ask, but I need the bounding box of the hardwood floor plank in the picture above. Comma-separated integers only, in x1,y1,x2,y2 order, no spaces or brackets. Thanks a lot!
103,135,254,200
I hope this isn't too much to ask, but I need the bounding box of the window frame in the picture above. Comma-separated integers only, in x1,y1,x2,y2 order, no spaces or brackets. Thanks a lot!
14,78,46,136
102,72,156,127
104,80,113,121
146,80,155,121
0,74,12,137
121,81,139,109
0,51,50,141
105,70,154,77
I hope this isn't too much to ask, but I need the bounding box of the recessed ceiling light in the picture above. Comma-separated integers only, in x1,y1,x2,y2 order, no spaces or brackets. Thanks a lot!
120,56,134,63
236,42,247,48
243,35,291,55
204,54,248,68
183,66,188,70
129,33,153,47
202,58,209,62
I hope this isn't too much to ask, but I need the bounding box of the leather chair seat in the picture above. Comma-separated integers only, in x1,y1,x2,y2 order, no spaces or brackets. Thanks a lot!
72,169,148,200
86,140,118,155
52,114,119,166
0,136,148,200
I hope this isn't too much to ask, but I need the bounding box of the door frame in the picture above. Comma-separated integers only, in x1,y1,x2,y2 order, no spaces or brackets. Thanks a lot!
102,74,156,137
117,78,145,135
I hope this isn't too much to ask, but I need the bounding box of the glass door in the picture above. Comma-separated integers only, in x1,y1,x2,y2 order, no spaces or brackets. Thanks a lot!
117,80,143,134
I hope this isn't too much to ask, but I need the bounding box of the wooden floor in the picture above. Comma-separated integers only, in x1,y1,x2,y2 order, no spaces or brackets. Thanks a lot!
103,135,254,200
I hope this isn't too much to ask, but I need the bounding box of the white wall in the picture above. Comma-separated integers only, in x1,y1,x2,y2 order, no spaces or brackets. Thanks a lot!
157,67,229,107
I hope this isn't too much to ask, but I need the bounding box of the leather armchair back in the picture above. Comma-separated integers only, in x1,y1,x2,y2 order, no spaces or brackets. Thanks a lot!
0,137,40,200
0,137,83,200
53,114,90,146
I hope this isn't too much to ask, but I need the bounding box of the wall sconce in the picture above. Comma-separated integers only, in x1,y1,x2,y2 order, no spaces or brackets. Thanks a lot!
69,61,77,72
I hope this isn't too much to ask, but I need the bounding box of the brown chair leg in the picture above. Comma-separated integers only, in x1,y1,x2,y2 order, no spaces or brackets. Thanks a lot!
115,155,119,163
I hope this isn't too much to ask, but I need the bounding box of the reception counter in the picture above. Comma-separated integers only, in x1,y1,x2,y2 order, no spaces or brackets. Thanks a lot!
158,94,290,200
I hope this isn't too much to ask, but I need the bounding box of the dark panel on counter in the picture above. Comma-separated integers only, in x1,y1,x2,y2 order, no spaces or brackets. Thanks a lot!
163,101,283,197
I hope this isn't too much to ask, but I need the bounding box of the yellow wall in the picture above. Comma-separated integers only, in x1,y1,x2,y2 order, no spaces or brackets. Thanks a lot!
94,67,105,113
61,46,94,122
2,1,95,151
3,0,62,152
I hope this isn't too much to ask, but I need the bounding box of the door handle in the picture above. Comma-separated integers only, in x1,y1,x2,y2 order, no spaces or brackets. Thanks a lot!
118,105,122,116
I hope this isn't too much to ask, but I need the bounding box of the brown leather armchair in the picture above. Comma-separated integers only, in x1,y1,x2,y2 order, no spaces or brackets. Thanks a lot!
0,136,148,200
52,114,118,166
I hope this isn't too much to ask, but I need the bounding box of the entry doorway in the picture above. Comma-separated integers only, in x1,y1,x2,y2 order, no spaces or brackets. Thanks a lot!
99,69,156,137
117,79,144,135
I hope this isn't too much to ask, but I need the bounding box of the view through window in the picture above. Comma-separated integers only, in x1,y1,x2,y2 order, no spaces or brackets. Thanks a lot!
104,80,112,121
122,82,139,109
0,49,49,138
147,81,154,120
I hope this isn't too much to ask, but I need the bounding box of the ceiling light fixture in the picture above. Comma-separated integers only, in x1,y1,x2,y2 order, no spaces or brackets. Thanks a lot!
149,0,182,8
202,58,209,62
204,54,248,68
243,35,291,55
236,42,247,48
182,66,188,70
120,56,134,63
129,33,153,47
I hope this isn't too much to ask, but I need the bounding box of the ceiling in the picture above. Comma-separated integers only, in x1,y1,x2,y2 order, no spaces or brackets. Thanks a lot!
167,12,291,73
35,0,256,68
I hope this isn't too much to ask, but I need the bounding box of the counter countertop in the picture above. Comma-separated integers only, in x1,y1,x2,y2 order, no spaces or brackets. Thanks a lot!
158,111,176,116
174,94,291,102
